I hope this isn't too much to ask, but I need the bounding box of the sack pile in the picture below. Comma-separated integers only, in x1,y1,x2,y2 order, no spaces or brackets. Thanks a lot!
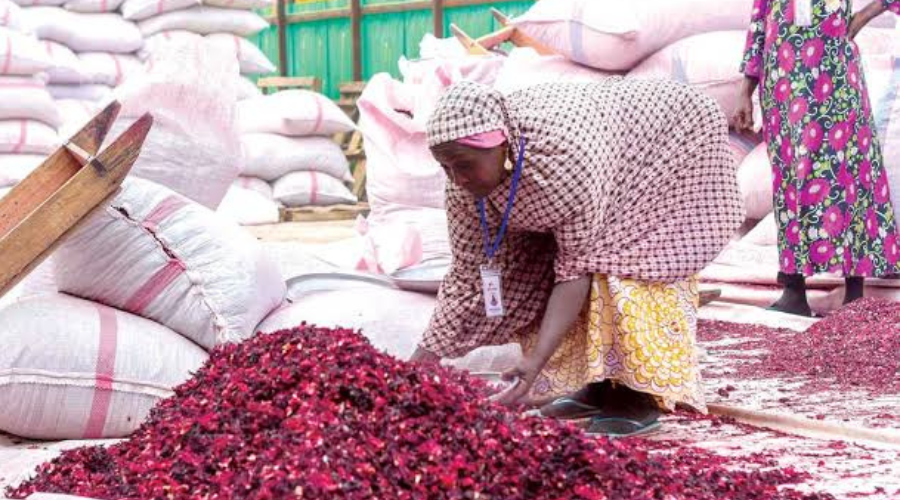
0,10,59,194
0,178,286,441
224,89,357,226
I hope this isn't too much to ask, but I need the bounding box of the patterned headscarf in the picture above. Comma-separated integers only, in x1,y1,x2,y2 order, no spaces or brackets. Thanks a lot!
426,81,513,149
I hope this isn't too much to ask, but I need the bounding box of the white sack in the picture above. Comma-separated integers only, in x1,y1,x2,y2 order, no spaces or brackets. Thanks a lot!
241,133,351,182
55,178,286,351
42,40,86,84
0,26,53,75
48,83,111,101
236,75,261,100
9,0,65,5
357,73,445,212
122,0,197,21
216,179,280,226
64,0,124,12
0,153,43,186
629,31,747,118
55,98,97,137
513,0,753,71
273,171,357,207
0,0,27,32
24,8,143,53
78,52,144,86
112,37,240,209
237,89,356,136
0,75,61,127
0,294,208,440
729,130,760,166
0,119,58,154
493,48,612,95
234,175,272,198
742,213,778,247
138,6,268,37
738,143,774,220
137,29,199,60
207,33,275,75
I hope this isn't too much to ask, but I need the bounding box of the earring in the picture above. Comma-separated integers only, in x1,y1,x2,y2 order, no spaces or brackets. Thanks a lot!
504,159,514,172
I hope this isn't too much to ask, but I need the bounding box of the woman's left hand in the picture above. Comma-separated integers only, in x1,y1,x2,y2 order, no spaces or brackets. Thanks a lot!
495,358,543,406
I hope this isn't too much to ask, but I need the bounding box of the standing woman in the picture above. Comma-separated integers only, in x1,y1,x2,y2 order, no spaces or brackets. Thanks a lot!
411,80,744,437
734,0,900,316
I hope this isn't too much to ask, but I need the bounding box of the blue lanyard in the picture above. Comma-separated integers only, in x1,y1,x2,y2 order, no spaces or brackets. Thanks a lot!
478,136,526,261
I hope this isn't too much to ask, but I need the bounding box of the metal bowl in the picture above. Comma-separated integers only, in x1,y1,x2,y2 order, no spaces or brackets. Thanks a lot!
389,260,449,294
285,272,394,301
470,371,520,402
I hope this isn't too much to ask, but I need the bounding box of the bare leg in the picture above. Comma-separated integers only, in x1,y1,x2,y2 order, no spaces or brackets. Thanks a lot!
769,272,812,317
844,276,865,305
409,346,441,364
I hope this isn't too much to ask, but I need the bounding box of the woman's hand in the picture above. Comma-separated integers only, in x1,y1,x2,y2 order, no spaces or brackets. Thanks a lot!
850,2,888,40
732,77,758,134
495,357,543,406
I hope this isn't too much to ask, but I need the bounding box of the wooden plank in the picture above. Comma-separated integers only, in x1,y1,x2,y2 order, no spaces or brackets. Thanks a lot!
432,0,444,37
450,23,489,55
350,0,362,81
0,113,152,298
276,0,288,76
475,26,514,50
257,76,323,93
280,203,369,223
351,158,367,199
339,81,367,94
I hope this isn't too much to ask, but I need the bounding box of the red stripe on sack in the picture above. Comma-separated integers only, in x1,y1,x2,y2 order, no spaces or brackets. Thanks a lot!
156,0,165,14
2,35,13,75
0,80,42,89
239,177,251,189
12,120,27,154
2,7,10,27
109,53,123,85
142,195,188,232
163,31,172,41
233,35,242,60
101,0,108,11
311,96,323,135
124,259,186,314
83,304,118,439
309,171,319,205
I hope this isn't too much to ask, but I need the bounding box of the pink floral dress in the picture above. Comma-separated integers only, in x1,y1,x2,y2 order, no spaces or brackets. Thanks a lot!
741,0,900,277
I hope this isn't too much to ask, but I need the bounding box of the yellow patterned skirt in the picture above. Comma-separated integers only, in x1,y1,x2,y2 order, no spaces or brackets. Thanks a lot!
519,275,706,412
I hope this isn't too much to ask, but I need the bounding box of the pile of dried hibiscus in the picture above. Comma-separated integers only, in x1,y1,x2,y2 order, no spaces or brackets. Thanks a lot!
9,325,833,500
699,298,900,395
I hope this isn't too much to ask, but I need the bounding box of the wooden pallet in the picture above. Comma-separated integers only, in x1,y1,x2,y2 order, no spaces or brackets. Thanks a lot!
451,9,559,56
257,76,323,94
279,202,370,223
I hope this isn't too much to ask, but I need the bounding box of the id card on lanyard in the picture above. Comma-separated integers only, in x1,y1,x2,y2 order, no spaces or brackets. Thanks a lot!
794,0,813,27
478,136,527,318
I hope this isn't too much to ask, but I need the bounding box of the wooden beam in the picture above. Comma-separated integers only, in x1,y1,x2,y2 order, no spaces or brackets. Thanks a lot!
432,0,444,37
257,76,323,93
267,0,533,25
350,0,362,81
276,0,288,76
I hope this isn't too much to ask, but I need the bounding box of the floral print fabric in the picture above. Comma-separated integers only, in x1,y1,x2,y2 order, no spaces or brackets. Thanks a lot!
741,0,900,277
521,275,705,412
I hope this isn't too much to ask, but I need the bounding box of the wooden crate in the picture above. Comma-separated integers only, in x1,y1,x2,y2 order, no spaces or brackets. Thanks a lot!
279,202,370,223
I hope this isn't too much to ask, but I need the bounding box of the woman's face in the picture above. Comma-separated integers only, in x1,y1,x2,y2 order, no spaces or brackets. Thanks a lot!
431,142,508,198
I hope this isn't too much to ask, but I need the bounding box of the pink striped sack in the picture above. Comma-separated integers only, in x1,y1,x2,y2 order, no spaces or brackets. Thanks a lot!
77,52,144,86
121,0,198,21
738,143,774,220
0,153,44,187
42,40,87,84
512,0,752,71
24,7,143,53
237,90,356,137
0,294,208,440
216,177,280,226
272,171,357,208
54,178,286,351
206,33,275,76
137,30,200,59
240,134,352,182
0,26,53,75
0,119,58,154
204,0,272,8
0,76,61,127
63,0,125,13
137,6,269,37
0,0,27,32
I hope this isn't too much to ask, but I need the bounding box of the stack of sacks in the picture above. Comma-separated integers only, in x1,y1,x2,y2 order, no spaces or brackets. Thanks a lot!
21,6,145,102
124,0,271,98
234,90,357,221
0,177,286,440
0,23,58,195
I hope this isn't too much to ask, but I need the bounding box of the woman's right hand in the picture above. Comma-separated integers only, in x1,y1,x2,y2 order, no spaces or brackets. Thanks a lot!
732,77,759,134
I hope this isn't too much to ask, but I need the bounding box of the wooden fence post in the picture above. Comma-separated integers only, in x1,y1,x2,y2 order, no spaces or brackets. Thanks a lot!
277,0,288,76
351,0,362,81
432,0,444,37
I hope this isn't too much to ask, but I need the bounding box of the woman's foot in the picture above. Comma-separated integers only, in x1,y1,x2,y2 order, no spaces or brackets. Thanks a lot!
768,273,812,317
844,277,864,305
585,384,661,437
539,382,609,419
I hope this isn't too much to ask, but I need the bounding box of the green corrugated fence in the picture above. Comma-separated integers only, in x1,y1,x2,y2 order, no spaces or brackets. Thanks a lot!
251,0,536,98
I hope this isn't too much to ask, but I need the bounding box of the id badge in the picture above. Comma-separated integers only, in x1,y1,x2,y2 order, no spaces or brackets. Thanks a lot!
480,265,505,318
794,0,813,27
